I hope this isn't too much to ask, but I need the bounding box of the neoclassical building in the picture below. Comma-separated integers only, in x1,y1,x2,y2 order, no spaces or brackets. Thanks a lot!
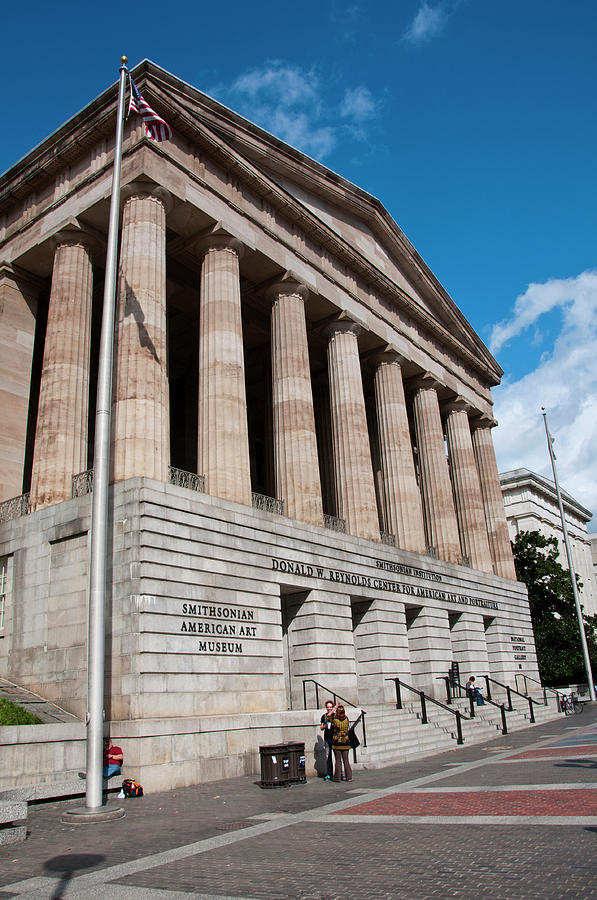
501,468,597,617
0,62,539,786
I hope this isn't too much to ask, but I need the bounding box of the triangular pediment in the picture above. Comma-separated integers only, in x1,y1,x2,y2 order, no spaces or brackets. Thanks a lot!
0,59,501,382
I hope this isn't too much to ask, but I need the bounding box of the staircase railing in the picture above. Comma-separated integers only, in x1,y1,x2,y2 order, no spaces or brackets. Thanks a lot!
514,673,565,712
385,677,470,744
441,676,508,735
302,679,367,749
482,675,539,723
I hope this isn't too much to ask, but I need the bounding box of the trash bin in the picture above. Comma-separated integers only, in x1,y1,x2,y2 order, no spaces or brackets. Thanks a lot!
259,743,291,788
284,741,306,784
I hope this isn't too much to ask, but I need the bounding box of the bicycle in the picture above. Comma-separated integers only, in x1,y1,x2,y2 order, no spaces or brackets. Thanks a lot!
560,692,584,715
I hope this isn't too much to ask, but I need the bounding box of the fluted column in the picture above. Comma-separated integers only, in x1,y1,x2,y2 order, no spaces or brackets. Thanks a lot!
327,320,379,541
270,279,323,524
444,399,493,573
0,263,39,501
112,184,170,483
373,352,426,552
472,417,517,579
30,232,93,508
411,375,461,563
197,229,251,505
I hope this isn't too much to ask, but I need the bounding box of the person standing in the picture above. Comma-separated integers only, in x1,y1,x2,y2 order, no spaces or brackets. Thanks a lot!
320,699,337,780
332,704,352,783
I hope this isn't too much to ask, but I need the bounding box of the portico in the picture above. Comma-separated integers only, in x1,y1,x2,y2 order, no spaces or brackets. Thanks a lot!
0,61,538,786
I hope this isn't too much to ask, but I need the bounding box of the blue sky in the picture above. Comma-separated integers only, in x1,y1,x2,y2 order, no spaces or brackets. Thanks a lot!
2,1,596,526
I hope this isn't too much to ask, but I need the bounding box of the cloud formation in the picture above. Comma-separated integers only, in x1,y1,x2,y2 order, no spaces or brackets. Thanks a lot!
404,2,447,44
490,271,597,526
340,86,377,122
215,63,379,161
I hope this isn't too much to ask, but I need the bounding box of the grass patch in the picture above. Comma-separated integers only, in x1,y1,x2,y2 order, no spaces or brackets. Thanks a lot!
0,697,42,725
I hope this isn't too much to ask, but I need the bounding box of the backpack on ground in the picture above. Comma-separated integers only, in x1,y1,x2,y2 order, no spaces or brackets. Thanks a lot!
121,778,143,798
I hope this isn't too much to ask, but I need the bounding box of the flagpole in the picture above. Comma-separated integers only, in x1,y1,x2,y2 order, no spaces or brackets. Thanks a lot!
542,408,596,703
86,56,129,811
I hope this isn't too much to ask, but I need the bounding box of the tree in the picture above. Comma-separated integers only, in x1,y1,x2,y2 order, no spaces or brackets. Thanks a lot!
512,530,597,685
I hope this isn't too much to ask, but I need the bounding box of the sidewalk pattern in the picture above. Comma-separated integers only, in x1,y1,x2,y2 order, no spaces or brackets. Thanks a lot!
1,710,596,899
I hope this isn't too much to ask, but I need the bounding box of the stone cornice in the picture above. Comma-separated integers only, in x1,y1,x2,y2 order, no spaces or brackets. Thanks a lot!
499,468,593,524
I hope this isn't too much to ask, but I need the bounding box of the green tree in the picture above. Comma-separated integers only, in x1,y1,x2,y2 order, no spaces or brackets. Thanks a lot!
512,530,597,685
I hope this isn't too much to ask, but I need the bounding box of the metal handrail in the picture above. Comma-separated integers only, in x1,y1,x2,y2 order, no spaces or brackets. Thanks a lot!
302,679,367,749
441,676,508,734
482,675,538,723
515,673,565,712
385,677,470,745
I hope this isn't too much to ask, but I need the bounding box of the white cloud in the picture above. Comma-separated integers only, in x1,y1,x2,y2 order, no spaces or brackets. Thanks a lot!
225,63,336,159
404,2,447,44
216,63,380,161
491,271,597,527
340,86,377,122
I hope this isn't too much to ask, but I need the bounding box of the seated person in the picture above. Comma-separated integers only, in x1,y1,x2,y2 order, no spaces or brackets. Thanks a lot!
466,676,485,705
103,739,123,778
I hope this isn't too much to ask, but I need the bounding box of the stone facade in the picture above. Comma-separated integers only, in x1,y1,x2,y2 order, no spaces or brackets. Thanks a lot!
501,468,597,617
0,62,534,786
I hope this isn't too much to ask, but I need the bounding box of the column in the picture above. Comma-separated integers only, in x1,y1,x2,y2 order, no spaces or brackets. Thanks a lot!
30,231,93,508
444,399,493,573
471,417,517,579
373,352,426,552
269,279,323,525
411,375,461,563
327,320,379,541
0,264,39,501
112,183,170,483
197,228,251,505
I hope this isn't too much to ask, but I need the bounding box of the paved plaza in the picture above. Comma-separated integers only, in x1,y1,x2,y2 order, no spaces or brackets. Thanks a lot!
1,707,596,899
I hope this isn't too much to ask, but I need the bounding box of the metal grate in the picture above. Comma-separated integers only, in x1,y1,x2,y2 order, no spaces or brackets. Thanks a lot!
0,493,31,524
380,532,396,546
323,514,346,533
252,493,285,515
169,467,205,493
71,469,94,497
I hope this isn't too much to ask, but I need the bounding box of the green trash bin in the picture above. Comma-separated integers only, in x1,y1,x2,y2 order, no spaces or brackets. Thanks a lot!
284,742,306,784
259,743,291,788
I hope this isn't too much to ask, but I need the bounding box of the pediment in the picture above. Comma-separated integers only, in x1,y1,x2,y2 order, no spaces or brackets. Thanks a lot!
0,59,501,382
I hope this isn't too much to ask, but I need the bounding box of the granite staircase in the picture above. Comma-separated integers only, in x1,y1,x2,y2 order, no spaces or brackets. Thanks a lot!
355,692,563,769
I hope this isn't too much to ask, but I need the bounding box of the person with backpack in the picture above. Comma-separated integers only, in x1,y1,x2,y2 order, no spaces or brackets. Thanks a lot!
331,704,353,782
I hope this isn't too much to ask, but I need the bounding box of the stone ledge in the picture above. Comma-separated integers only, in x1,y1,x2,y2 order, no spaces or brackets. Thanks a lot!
0,778,121,803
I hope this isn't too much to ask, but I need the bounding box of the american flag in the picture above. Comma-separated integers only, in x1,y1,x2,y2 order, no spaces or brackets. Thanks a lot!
128,77,172,143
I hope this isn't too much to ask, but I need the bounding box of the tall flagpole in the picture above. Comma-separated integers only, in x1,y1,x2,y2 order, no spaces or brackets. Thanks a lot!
542,408,596,703
86,56,129,811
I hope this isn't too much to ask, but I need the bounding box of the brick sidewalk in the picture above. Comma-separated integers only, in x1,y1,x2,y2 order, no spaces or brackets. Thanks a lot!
1,706,596,899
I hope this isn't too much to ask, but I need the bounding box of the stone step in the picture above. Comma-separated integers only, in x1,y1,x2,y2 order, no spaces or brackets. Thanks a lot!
355,699,563,769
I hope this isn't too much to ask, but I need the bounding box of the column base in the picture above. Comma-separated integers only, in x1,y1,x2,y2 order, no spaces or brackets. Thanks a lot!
60,803,125,825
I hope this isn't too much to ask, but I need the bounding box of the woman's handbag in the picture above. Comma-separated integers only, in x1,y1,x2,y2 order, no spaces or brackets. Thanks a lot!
348,726,360,749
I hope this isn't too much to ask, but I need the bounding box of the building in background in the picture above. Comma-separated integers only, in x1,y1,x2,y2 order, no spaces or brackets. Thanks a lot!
0,61,539,789
500,468,597,617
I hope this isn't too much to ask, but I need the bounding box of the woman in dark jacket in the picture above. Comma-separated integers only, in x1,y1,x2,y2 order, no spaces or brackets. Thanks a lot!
331,704,352,782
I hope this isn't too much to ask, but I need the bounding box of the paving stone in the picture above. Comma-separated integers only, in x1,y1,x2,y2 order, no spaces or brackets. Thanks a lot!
0,708,595,899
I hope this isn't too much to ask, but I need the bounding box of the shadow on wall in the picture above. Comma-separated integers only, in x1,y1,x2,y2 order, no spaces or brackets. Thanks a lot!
313,735,328,777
